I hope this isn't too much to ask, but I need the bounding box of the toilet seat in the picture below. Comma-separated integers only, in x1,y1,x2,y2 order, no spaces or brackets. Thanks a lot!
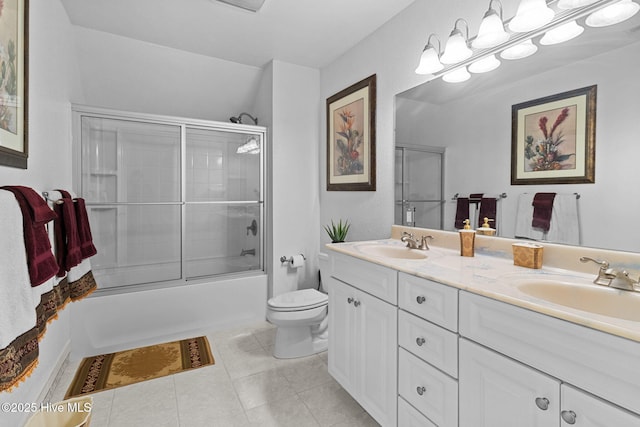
267,288,328,312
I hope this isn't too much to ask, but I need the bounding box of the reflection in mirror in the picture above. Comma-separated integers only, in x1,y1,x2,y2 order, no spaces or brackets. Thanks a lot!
395,14,640,252
395,146,444,229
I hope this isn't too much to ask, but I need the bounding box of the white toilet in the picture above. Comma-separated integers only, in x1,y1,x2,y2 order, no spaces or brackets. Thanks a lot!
266,288,328,359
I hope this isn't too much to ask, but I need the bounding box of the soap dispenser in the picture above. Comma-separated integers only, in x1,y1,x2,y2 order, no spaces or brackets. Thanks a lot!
459,219,476,257
476,217,496,236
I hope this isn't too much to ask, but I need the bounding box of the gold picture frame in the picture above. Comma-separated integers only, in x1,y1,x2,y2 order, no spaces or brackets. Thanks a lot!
511,85,596,185
326,74,376,191
0,0,29,169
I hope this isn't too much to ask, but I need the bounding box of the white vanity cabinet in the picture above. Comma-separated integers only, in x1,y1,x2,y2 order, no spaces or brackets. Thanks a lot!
397,273,459,427
328,243,640,427
328,252,398,427
459,291,640,427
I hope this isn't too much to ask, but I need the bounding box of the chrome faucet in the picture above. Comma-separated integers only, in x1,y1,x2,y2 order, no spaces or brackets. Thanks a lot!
401,232,434,250
579,256,639,291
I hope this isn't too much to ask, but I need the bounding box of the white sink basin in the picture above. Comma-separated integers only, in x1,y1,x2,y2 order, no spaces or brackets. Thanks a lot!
517,280,640,322
358,244,428,260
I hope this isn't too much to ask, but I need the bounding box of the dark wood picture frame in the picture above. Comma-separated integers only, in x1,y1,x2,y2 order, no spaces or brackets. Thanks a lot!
326,74,376,191
511,85,596,185
0,0,29,169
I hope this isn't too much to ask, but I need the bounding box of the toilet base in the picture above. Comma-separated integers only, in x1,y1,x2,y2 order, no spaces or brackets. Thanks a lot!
272,325,328,359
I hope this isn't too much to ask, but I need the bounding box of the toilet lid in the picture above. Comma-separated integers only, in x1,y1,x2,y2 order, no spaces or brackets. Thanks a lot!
268,289,328,311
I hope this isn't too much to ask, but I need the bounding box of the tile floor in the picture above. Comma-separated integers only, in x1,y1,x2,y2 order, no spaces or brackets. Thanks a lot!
48,321,380,427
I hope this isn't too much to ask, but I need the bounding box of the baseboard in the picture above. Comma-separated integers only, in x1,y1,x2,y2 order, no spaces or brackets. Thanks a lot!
37,339,71,403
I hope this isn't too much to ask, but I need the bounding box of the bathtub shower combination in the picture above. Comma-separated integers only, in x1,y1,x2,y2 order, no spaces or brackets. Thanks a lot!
72,106,265,293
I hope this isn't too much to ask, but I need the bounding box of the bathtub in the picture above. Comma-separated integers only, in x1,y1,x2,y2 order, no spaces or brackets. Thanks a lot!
69,273,267,357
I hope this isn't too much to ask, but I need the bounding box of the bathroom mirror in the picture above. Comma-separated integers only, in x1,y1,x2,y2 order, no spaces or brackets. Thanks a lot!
395,15,640,253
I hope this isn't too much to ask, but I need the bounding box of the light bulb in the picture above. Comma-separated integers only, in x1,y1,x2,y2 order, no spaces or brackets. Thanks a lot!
500,39,538,60
508,0,555,32
473,8,509,49
441,31,473,64
469,55,501,73
415,45,444,74
442,67,471,83
540,20,584,45
586,0,640,27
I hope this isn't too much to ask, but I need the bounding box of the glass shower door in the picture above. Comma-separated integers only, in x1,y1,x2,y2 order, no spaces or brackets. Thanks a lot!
184,127,263,279
80,116,182,289
77,107,265,293
395,146,444,229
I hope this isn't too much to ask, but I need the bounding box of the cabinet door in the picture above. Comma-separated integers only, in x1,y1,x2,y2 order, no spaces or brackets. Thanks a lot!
460,338,560,427
328,278,358,394
561,385,640,427
356,289,398,426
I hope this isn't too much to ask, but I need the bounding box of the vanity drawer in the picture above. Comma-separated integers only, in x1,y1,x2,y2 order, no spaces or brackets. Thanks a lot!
399,272,458,331
398,397,437,427
399,348,458,427
398,309,458,378
330,252,397,304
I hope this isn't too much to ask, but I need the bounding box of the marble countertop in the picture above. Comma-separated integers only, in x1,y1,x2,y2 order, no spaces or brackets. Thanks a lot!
327,238,640,343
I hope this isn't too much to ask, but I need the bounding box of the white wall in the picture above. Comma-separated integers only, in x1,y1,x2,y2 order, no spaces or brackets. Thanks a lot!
269,61,321,297
0,0,83,424
319,0,493,244
73,27,264,122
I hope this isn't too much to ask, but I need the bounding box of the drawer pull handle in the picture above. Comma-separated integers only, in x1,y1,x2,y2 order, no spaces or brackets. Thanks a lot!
416,337,426,346
416,296,426,304
535,397,549,411
416,386,426,396
354,300,361,307
347,297,354,304
561,410,577,424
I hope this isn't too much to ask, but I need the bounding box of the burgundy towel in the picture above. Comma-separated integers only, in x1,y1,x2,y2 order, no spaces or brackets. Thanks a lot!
53,198,83,276
478,198,497,228
1,186,59,287
57,189,97,259
532,192,556,231
454,197,470,229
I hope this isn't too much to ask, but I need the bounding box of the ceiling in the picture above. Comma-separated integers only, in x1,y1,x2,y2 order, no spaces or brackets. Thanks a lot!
60,0,416,69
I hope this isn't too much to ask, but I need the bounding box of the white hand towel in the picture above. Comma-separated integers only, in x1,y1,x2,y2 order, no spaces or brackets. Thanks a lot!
0,190,37,348
514,193,545,241
546,194,581,245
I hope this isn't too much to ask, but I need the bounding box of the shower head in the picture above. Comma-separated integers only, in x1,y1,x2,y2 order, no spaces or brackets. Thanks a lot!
230,112,258,125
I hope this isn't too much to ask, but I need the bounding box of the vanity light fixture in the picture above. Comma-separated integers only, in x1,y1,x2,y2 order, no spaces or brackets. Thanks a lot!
540,20,585,44
585,0,640,26
440,19,473,64
500,39,539,59
442,67,471,83
469,54,501,73
508,0,555,32
414,0,638,82
214,0,266,12
472,0,510,49
557,0,599,8
415,34,444,74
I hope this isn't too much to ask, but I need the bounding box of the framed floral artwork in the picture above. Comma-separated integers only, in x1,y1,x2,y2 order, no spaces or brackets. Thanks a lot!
326,74,376,191
511,85,596,185
0,0,28,169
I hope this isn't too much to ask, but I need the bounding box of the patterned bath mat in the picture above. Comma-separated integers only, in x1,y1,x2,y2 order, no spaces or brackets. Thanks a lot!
65,336,214,398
